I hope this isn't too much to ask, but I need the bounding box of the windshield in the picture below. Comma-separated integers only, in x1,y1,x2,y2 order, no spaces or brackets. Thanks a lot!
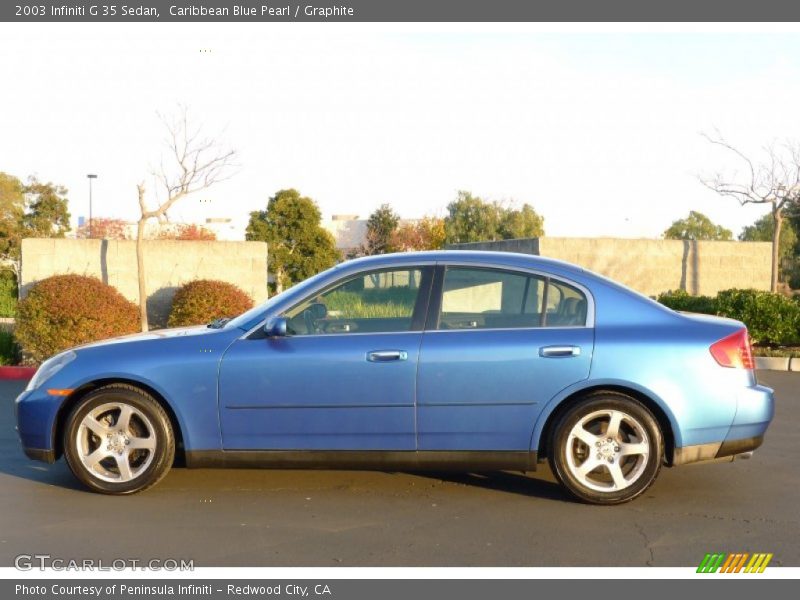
225,264,345,331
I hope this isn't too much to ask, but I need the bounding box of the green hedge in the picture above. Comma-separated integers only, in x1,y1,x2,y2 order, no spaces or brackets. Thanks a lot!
656,289,717,315
0,330,20,365
15,274,140,363
0,271,17,317
168,279,254,327
657,288,800,346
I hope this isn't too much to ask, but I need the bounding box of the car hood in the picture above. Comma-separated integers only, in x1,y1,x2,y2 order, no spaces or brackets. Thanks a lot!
74,325,221,351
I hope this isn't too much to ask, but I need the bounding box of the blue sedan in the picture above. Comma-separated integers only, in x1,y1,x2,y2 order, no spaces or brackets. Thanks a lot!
15,251,774,503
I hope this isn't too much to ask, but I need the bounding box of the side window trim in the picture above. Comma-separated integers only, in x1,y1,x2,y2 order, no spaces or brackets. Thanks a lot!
426,263,591,331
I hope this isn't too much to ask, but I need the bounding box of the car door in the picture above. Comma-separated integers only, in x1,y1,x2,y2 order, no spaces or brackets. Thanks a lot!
218,266,433,451
416,265,594,450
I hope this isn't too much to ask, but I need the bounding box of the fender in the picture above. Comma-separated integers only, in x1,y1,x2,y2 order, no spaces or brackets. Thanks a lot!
55,370,208,452
528,377,684,454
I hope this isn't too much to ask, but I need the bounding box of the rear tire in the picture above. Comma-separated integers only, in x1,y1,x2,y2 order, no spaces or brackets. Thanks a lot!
63,384,174,494
549,393,663,505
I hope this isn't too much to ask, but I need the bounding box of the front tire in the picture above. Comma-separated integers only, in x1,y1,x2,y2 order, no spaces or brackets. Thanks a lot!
549,393,663,505
63,384,174,494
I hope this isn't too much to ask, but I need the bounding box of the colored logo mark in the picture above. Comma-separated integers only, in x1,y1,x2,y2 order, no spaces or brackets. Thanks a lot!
697,553,773,573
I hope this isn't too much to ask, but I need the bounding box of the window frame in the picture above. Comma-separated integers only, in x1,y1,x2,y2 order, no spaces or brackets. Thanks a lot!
426,264,593,331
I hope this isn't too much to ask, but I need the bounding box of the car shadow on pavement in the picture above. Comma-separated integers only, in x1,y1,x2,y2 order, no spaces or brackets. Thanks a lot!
405,470,576,503
0,448,85,491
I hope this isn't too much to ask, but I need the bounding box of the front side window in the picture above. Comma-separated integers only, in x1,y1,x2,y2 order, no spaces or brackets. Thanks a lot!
285,268,427,335
437,267,587,329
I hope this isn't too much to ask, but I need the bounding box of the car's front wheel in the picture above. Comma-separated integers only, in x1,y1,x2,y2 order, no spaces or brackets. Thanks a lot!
549,393,663,505
63,384,174,494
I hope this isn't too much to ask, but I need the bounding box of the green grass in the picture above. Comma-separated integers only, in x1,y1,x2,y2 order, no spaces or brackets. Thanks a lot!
325,287,416,319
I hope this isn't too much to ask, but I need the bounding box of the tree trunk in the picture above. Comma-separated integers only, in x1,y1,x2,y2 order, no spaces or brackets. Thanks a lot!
136,217,149,332
274,267,284,294
771,207,783,293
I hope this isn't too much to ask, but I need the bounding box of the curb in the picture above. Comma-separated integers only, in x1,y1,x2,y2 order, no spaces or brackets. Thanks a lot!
0,366,37,380
754,356,800,372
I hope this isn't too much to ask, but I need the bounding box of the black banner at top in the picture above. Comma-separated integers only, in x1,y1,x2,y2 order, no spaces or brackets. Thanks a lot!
4,0,800,22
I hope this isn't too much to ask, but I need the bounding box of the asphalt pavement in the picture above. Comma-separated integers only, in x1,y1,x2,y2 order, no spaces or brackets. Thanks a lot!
1,372,797,567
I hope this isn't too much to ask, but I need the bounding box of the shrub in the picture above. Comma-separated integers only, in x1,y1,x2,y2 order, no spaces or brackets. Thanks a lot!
15,275,140,363
0,271,18,317
168,279,254,327
657,288,800,345
714,289,800,346
0,330,20,365
656,289,717,315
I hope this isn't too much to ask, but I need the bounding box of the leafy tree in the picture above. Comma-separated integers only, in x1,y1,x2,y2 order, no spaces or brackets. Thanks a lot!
157,223,216,241
499,203,545,239
23,177,71,238
0,173,71,277
444,191,500,244
363,204,400,255
444,191,545,244
391,217,446,251
663,210,733,241
75,218,130,240
246,189,339,293
0,172,26,267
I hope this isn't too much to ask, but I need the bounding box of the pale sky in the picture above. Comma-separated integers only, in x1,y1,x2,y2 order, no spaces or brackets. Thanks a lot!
2,23,800,238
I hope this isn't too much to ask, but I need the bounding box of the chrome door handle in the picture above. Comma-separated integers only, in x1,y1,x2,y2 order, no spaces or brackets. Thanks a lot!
367,350,408,362
539,345,581,357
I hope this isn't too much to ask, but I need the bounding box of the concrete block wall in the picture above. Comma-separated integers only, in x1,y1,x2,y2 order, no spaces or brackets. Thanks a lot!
447,237,772,297
20,239,268,327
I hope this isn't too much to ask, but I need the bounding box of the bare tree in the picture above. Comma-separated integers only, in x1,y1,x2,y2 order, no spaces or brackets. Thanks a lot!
700,130,800,292
136,106,236,330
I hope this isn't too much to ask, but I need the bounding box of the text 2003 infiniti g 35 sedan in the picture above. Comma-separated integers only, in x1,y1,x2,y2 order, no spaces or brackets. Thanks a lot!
15,251,774,504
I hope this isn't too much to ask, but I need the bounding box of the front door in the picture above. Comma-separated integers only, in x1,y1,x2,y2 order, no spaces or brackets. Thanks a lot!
218,266,433,450
417,266,594,450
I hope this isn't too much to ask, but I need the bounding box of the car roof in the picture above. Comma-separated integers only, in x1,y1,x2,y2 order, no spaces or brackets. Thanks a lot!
339,250,587,278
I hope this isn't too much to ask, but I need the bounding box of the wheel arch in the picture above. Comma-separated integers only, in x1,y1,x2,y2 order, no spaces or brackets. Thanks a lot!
52,378,186,465
532,382,679,466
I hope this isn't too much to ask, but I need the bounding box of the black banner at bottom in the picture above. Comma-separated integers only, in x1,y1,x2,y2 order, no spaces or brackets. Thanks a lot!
3,579,791,600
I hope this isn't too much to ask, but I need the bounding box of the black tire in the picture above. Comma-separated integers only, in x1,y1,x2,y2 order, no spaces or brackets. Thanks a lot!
63,384,174,494
548,392,663,505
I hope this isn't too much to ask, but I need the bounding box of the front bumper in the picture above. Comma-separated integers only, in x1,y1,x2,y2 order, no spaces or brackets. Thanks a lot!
22,446,57,463
15,388,63,461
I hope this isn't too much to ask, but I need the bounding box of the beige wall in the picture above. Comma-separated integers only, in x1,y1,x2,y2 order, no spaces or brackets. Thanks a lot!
20,239,268,327
447,237,772,297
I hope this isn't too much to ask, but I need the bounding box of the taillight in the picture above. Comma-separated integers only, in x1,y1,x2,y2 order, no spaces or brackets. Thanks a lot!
710,329,754,370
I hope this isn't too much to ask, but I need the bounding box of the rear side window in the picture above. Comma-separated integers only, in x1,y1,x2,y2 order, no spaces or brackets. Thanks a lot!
436,267,587,330
544,280,588,327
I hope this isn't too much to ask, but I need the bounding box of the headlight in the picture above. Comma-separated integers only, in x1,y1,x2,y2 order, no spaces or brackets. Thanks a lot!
25,351,77,392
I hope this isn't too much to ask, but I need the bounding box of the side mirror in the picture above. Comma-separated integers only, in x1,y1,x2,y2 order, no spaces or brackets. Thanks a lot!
264,316,287,338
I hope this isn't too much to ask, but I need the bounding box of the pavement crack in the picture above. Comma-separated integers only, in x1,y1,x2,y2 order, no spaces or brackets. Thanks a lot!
633,521,655,566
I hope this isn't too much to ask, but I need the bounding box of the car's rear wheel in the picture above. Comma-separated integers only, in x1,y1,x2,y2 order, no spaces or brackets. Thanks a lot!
63,384,174,494
549,393,663,505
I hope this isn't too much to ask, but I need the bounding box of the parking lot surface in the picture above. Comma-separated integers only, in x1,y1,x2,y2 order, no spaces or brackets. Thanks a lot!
1,371,797,567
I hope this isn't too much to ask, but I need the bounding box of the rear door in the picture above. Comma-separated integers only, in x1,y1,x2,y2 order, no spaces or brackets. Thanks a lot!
416,265,594,450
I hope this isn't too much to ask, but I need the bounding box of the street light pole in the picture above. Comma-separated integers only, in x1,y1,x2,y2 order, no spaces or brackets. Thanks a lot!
87,174,97,238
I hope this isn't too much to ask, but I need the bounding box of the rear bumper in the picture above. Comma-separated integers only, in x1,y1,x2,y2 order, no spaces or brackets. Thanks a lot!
672,435,763,466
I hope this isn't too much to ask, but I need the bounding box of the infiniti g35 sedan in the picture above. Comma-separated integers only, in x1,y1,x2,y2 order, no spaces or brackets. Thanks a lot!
15,251,774,504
